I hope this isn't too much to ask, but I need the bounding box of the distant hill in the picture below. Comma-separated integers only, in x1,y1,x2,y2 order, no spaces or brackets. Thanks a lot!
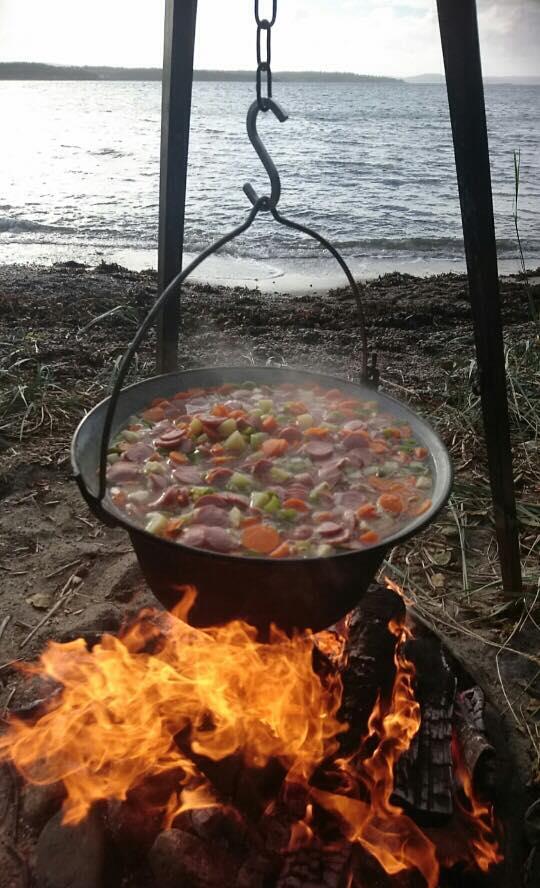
405,72,540,85
0,62,401,83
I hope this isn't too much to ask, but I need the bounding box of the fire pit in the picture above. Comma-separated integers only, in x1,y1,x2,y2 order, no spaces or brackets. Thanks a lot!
1,581,518,888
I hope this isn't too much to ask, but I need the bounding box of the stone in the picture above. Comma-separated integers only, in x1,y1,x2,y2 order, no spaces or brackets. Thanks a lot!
22,781,65,830
149,828,239,888
36,808,105,888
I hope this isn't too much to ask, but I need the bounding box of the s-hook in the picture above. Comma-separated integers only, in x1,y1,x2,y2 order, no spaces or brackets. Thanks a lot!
243,98,288,209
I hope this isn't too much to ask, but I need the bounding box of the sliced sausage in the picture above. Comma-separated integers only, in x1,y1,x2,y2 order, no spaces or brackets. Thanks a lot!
316,522,344,538
345,449,367,468
148,485,189,510
343,433,369,451
316,522,351,544
343,420,365,431
107,461,142,483
124,442,155,463
305,441,334,461
203,527,236,553
251,458,273,477
291,525,313,540
173,465,203,485
192,505,231,527
280,426,303,443
204,467,234,487
155,429,187,450
337,490,367,510
180,526,208,549
294,473,316,488
200,415,226,431
196,492,249,510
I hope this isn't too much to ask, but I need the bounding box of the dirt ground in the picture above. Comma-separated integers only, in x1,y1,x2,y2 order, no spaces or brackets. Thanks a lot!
0,261,539,787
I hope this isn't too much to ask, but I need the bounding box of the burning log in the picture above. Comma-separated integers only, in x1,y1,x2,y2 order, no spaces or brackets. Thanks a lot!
392,635,456,825
334,583,406,754
453,687,496,799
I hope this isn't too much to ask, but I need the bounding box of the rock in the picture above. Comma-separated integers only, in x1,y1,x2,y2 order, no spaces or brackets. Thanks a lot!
22,781,65,830
107,767,184,851
36,808,105,888
149,828,239,888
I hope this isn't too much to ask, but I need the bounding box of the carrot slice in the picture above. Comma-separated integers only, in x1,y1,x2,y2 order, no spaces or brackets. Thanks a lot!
242,524,281,554
359,530,379,544
313,511,335,523
261,438,289,457
370,440,389,454
262,415,278,433
210,443,225,456
377,494,404,514
211,455,235,464
356,503,377,519
229,409,248,420
270,542,292,558
338,399,362,410
165,517,185,536
240,516,260,529
414,447,428,459
283,498,310,512
211,403,229,417
286,401,309,415
169,450,189,464
142,406,165,423
304,427,330,438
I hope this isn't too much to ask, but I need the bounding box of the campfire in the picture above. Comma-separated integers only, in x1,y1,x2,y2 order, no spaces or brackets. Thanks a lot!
0,582,503,887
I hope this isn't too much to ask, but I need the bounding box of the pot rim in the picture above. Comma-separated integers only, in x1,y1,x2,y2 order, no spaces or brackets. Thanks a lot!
72,364,453,565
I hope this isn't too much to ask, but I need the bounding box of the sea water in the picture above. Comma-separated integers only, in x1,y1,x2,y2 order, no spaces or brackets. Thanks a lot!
0,80,539,285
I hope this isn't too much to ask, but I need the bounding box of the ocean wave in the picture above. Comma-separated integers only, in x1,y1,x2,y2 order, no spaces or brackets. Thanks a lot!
0,216,74,235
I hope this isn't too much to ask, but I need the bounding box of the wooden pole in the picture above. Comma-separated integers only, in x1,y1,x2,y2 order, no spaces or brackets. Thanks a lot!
436,0,522,597
156,0,198,373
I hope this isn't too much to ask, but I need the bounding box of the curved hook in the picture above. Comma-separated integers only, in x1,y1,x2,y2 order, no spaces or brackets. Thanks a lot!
243,98,288,210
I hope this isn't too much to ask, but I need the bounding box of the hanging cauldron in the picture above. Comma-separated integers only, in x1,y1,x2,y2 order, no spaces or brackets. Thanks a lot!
71,7,452,633
73,364,452,634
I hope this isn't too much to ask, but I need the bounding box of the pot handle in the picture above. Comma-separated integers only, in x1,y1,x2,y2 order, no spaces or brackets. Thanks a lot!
93,203,372,504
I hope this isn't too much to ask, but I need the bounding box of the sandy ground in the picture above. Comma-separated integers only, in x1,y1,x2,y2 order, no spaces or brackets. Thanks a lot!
0,261,539,786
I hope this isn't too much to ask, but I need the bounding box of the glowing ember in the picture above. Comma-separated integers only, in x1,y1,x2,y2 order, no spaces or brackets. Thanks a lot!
0,585,502,885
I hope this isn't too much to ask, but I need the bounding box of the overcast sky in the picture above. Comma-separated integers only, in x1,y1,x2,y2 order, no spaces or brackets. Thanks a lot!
0,0,539,78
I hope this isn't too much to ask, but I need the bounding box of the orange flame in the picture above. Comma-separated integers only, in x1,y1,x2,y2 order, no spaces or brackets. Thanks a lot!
452,740,504,873
312,619,440,888
0,588,342,826
0,585,502,884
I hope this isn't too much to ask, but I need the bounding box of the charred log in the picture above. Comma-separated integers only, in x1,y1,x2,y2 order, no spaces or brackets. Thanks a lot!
454,687,496,799
392,635,456,825
335,583,406,754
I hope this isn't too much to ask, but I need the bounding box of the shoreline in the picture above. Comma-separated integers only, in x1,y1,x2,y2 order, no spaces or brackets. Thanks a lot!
0,253,537,295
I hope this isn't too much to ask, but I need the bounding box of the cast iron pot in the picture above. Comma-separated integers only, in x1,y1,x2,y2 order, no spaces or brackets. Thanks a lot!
72,365,452,634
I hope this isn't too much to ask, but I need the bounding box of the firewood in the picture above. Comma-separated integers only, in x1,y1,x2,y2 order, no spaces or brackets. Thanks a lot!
392,635,456,824
454,686,496,799
335,583,406,754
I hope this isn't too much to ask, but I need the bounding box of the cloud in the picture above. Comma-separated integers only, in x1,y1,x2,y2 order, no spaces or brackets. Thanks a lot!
0,0,537,77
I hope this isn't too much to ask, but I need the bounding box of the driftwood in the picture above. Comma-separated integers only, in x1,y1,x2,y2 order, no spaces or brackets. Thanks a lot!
392,635,456,825
454,686,496,799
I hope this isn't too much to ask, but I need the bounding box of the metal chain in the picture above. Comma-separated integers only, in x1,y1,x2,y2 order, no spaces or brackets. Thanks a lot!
254,0,277,111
